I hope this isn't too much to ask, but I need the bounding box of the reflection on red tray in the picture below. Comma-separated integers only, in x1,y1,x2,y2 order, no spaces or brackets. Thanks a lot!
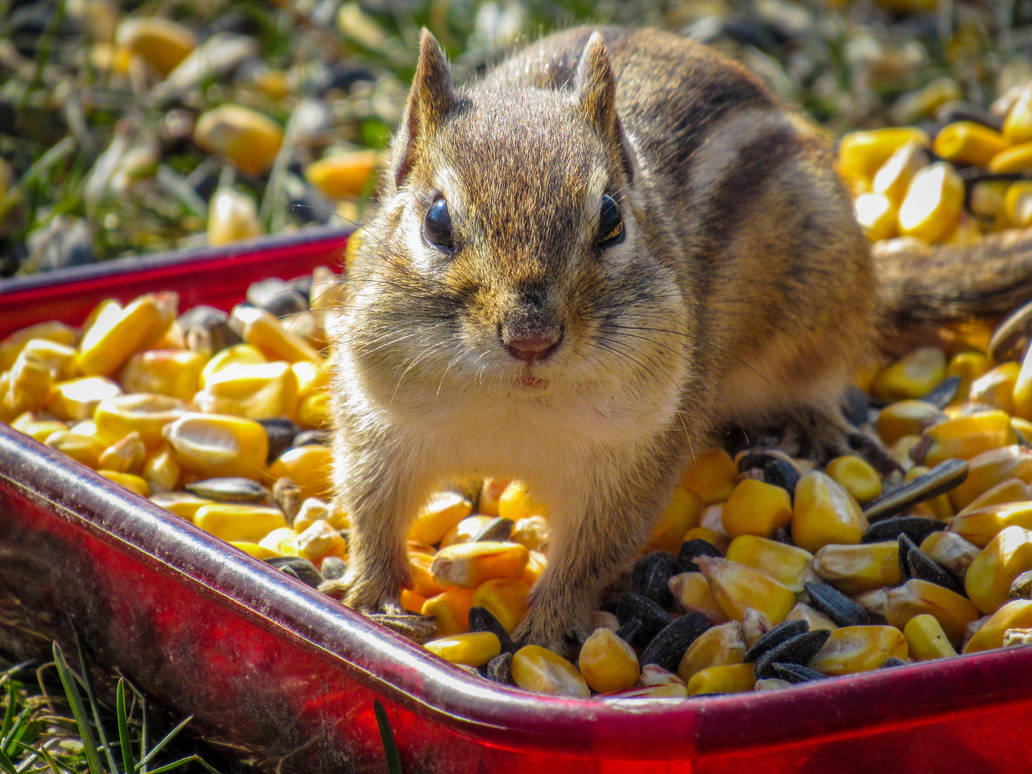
1,230,1032,772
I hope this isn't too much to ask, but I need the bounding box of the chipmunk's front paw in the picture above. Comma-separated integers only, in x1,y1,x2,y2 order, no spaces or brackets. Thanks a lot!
319,570,404,615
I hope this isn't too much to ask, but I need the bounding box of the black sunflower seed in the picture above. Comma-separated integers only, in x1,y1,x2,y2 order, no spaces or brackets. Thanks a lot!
805,582,870,626
862,515,947,545
744,619,809,662
639,613,712,672
632,551,682,608
754,629,831,679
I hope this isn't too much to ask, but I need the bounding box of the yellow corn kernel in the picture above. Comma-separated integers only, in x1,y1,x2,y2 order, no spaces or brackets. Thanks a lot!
120,349,206,401
676,621,746,683
725,535,812,593
825,455,882,504
695,556,796,625
258,526,299,556
430,541,529,588
902,613,956,660
647,484,703,553
686,663,755,696
295,519,347,564
1012,343,1032,421
578,627,640,693
943,212,982,247
476,477,509,517
919,531,979,583
11,414,68,443
47,376,122,421
408,491,473,545
933,121,1009,166
0,321,77,371
421,588,476,636
400,588,427,614
97,470,150,497
896,162,963,243
4,354,52,414
498,480,548,520
229,305,319,364
871,347,947,402
194,105,283,176
668,571,728,622
1005,181,1032,229
230,541,280,560
291,359,329,398
98,431,146,474
682,448,738,504
16,339,78,381
854,194,897,241
200,345,267,387
884,578,979,647
522,550,547,586
206,187,262,246
194,503,287,543
792,471,868,553
512,645,590,698
872,140,928,207
963,599,1032,653
785,602,837,631
683,526,730,554
923,410,1016,467
1004,86,1032,143
162,412,268,479
305,150,378,199
949,501,1032,547
266,445,332,501
950,446,1032,510
116,17,195,75
958,478,1032,515
811,541,902,594
194,361,299,421
837,127,930,182
297,392,330,429
989,142,1032,174
969,180,1011,227
425,632,501,668
150,491,217,521
77,293,176,376
45,430,105,468
142,445,181,494
721,479,793,539
809,625,908,675
969,363,1020,413
442,516,501,548
94,393,188,448
511,515,550,552
965,525,1032,614
407,550,445,597
471,578,530,633
946,351,991,401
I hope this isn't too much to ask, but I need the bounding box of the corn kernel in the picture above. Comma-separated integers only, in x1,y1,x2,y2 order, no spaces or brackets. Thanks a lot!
785,602,837,631
230,541,281,560
578,628,640,693
512,645,590,698
305,151,378,199
884,578,979,646
425,632,501,668
933,121,1009,166
498,480,548,520
1004,181,1032,229
837,127,930,182
922,410,1016,467
695,556,796,625
965,525,1032,614
963,599,1032,653
162,412,268,479
950,446,1032,510
11,414,68,443
200,345,267,386
97,470,150,497
45,431,105,468
902,613,956,660
230,305,319,364
686,663,755,696
676,621,746,683
116,17,195,75
297,392,330,429
150,491,215,521
682,448,738,504
194,105,283,176
969,363,1020,413
406,550,445,597
421,588,476,636
896,162,963,243
639,664,685,688
259,527,299,556
721,479,793,538
98,431,146,474
295,519,347,564
142,445,181,494
194,503,287,543
430,541,529,588
476,477,508,517
825,455,882,504
647,484,703,553
0,321,77,371
809,625,908,674
725,535,812,593
120,349,206,401
400,588,427,613
811,541,902,594
1004,86,1032,143
409,491,474,545
683,526,730,554
871,347,947,402
855,192,898,241
15,339,78,381
47,376,122,421
949,501,1032,547
523,550,547,586
989,142,1032,174
471,577,530,632
194,361,299,421
77,293,176,377
511,515,550,552
206,188,262,247
266,444,333,501
872,140,927,207
792,471,868,553
94,393,188,448
4,354,52,415
959,478,1032,515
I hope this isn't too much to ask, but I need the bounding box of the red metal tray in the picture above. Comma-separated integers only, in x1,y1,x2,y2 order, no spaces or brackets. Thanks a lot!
2,229,1032,773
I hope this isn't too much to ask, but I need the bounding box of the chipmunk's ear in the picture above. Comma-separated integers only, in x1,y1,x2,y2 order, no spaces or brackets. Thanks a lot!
575,31,634,182
393,29,459,187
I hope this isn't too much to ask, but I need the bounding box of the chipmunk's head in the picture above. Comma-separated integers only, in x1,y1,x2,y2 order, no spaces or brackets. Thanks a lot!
341,30,690,423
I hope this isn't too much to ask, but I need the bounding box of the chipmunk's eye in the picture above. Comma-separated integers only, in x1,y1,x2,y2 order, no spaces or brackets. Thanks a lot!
422,197,455,253
597,193,624,248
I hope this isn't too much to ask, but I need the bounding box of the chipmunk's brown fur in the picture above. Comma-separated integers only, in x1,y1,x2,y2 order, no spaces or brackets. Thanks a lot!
328,26,1032,651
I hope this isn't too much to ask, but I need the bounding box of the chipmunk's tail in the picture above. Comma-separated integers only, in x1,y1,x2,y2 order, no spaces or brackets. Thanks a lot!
874,229,1032,353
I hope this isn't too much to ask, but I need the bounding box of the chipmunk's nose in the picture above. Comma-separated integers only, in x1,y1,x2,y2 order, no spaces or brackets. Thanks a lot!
499,322,564,362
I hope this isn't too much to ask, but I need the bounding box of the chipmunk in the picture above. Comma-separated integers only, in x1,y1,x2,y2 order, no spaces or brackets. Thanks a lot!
327,25,1032,652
